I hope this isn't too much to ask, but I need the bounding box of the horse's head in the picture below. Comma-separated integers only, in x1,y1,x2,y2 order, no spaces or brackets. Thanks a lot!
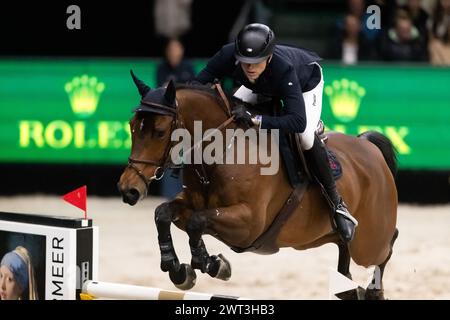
118,71,177,205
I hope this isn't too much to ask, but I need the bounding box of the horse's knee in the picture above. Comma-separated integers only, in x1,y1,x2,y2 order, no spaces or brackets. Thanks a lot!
186,213,207,237
155,203,173,226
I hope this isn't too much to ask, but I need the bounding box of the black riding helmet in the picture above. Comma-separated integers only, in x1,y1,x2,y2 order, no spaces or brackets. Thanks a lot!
235,23,276,64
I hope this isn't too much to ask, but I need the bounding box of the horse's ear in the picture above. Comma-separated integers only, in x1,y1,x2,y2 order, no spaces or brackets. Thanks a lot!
130,69,151,97
164,80,176,105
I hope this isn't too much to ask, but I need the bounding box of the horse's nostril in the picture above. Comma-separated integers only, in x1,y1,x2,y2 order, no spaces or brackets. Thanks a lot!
122,188,140,206
129,188,140,198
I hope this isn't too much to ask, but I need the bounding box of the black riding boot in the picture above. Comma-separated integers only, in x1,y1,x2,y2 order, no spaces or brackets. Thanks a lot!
304,135,358,242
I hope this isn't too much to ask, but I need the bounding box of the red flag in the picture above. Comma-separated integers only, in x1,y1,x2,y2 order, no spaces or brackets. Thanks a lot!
62,185,87,218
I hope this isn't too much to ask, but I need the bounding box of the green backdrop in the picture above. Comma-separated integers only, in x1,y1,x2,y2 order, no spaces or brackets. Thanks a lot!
0,58,449,169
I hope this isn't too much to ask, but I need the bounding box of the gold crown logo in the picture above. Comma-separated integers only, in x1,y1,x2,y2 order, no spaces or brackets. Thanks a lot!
324,78,366,123
65,75,105,118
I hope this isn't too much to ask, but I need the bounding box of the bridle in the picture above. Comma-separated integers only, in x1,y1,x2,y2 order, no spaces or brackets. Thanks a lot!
127,83,234,192
127,100,178,190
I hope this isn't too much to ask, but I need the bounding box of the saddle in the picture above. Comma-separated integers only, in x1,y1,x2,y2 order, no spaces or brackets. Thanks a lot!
292,121,342,184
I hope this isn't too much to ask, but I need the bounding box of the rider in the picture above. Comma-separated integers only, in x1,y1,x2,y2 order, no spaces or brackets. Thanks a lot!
193,23,358,242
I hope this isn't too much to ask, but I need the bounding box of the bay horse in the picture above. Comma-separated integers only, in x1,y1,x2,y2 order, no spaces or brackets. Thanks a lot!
118,72,398,300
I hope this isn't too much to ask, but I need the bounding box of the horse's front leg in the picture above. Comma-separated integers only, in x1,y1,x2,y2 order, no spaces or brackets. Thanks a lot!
185,203,253,281
154,198,196,290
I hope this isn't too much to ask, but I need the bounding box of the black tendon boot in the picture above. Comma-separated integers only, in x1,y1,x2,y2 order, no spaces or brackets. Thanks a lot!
304,135,358,242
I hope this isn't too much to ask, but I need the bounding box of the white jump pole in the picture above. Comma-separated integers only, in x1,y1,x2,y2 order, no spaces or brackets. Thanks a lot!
82,281,244,300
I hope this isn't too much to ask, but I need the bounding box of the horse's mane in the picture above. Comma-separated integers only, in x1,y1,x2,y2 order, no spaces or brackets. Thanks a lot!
175,83,236,109
174,83,278,116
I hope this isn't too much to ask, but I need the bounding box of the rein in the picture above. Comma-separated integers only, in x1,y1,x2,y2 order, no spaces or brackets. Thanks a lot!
177,83,235,188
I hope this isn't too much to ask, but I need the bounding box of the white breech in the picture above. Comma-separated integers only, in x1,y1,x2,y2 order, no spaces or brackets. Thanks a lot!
299,64,324,150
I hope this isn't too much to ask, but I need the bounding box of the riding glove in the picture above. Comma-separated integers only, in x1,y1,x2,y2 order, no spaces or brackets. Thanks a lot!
232,105,254,127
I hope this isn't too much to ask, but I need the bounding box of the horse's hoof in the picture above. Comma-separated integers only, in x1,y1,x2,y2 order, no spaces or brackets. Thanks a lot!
161,257,179,273
335,287,366,300
211,254,232,281
171,263,197,291
365,288,385,300
335,289,359,300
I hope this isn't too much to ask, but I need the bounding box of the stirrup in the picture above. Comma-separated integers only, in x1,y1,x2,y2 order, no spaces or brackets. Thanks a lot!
335,203,358,227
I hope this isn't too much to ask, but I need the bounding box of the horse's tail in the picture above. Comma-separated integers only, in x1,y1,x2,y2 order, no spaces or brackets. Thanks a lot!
358,131,397,177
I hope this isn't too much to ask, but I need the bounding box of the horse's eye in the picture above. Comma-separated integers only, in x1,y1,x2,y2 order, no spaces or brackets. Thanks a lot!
154,129,165,138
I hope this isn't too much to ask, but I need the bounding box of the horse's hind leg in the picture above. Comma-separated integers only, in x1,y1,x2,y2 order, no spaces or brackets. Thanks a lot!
334,241,360,300
185,203,253,282
186,211,232,281
155,201,197,290
365,228,399,300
